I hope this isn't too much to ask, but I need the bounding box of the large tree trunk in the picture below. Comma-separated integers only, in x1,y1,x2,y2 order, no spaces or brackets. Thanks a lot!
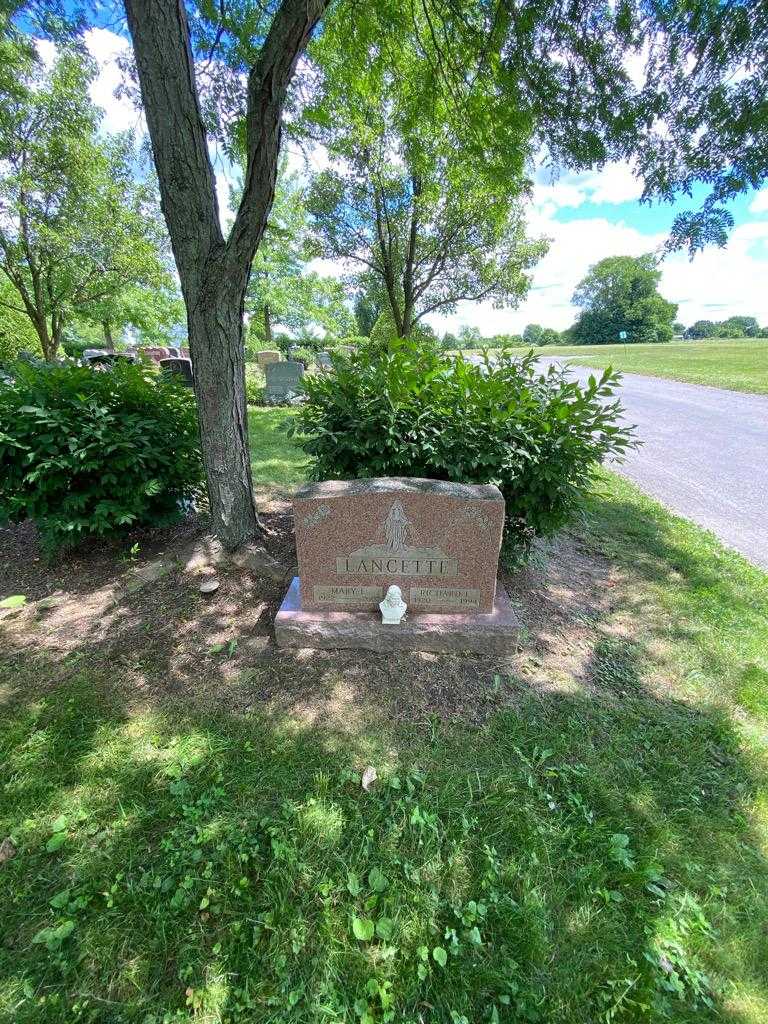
187,261,258,549
124,0,327,550
102,320,114,348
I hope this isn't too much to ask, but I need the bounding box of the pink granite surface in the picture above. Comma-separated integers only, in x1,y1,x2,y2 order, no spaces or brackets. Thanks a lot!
275,577,520,654
255,350,281,368
293,477,505,613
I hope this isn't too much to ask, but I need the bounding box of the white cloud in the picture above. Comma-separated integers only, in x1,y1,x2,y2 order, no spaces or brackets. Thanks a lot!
426,205,768,336
426,213,666,335
749,189,768,214
84,29,142,136
35,30,142,137
285,142,332,177
533,161,644,212
587,163,644,205
661,221,768,322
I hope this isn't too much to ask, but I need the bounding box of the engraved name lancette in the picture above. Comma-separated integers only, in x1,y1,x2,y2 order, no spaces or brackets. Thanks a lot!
334,500,459,577
336,556,458,577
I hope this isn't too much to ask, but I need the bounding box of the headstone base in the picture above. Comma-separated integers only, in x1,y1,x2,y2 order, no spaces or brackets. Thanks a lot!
274,577,520,655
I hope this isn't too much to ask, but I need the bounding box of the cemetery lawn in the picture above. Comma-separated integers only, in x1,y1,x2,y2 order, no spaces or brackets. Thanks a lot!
0,410,766,1022
247,404,310,494
497,338,768,394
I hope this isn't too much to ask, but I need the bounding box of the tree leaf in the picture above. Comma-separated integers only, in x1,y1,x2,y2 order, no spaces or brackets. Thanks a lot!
432,946,448,967
352,916,375,942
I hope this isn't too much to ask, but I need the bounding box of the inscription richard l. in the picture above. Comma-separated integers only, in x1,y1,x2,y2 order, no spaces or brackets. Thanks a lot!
410,586,481,609
336,555,458,577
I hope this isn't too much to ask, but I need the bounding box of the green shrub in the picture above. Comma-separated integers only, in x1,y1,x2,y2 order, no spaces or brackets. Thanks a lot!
245,364,266,405
295,340,636,558
0,360,204,553
289,346,315,369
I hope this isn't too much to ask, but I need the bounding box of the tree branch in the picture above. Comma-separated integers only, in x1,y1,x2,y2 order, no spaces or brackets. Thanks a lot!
227,0,329,278
124,0,225,290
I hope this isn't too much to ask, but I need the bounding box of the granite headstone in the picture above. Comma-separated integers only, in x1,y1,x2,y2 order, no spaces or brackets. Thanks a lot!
291,477,505,613
265,360,304,402
159,357,194,387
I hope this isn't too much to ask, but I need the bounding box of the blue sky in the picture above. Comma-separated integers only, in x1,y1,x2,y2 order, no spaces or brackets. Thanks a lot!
57,27,768,338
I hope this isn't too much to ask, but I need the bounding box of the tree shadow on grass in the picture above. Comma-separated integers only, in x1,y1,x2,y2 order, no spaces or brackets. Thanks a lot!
1,668,767,1021
1,483,767,1022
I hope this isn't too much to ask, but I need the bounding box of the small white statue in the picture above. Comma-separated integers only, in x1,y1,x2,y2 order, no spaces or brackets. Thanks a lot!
379,584,407,625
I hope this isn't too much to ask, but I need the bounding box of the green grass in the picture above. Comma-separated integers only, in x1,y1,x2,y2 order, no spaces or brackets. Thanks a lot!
1,420,767,1022
248,406,309,492
464,339,768,394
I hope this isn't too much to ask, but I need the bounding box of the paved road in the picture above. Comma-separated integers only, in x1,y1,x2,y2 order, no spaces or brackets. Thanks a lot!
536,357,768,570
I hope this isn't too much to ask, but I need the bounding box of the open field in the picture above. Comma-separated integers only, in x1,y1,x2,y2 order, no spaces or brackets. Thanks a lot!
465,339,768,394
0,408,766,1023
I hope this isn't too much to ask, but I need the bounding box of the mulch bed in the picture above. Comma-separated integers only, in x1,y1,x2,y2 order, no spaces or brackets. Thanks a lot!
0,502,635,729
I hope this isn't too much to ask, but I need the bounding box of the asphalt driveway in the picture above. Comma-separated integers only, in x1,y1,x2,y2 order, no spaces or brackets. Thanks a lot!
536,357,768,570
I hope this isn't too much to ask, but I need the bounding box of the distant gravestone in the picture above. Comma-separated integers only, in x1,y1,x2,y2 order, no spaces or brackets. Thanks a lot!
140,347,170,363
291,477,505,613
256,350,281,369
159,357,194,387
315,351,333,372
265,360,304,403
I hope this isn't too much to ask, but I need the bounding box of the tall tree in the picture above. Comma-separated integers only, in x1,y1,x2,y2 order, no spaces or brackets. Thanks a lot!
122,0,328,550
0,51,171,360
7,0,761,549
244,166,352,347
81,281,186,348
305,128,546,338
569,255,677,345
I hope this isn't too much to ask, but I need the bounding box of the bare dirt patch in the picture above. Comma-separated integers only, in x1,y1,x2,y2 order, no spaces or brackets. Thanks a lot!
0,502,650,729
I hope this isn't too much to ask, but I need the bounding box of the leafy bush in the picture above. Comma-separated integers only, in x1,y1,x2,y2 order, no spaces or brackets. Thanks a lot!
295,340,636,558
245,364,266,405
288,346,315,369
0,360,204,553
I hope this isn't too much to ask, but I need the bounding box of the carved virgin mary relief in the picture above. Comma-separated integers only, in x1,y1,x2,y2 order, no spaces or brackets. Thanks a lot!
336,500,458,577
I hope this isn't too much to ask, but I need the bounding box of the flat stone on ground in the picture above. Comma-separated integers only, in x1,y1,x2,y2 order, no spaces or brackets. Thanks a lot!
274,577,521,655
